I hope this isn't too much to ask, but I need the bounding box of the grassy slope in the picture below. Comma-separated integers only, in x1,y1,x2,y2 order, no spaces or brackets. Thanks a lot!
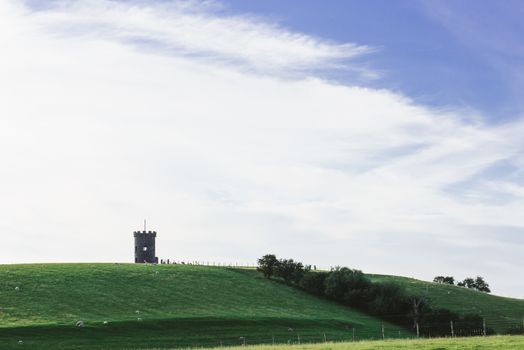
0,264,403,350
2,264,523,349
368,274,524,332
213,336,524,350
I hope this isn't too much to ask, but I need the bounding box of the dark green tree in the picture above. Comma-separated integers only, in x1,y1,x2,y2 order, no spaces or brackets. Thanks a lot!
257,254,279,279
299,271,328,295
474,276,491,293
443,276,455,285
324,267,372,307
370,282,407,316
407,295,430,331
457,276,490,292
433,276,455,285
459,277,476,289
274,259,304,284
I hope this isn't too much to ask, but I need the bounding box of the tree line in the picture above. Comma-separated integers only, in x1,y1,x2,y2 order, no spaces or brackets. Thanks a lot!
257,254,493,337
433,275,491,293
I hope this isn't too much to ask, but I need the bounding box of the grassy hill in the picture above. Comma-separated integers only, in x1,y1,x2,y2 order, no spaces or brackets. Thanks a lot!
369,274,524,333
1,264,523,349
0,263,403,349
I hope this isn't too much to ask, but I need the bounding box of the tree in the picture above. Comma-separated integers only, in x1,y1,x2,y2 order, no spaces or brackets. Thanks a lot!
461,277,476,289
474,276,491,293
433,276,445,283
324,267,354,301
324,267,372,308
299,271,328,295
457,276,490,293
443,276,455,285
370,282,409,318
407,295,430,332
274,259,304,284
257,254,279,279
433,276,455,285
457,276,491,293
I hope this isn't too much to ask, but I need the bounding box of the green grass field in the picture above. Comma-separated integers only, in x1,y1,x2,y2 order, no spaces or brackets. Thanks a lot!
368,274,524,333
203,336,524,350
0,263,403,349
1,264,523,349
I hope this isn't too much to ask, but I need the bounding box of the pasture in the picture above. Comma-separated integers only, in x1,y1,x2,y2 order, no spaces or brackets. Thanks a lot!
0,264,402,349
1,264,523,349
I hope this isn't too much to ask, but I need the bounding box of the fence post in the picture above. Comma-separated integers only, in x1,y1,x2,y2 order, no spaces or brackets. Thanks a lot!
382,324,385,340
272,334,275,345
352,328,355,341
297,334,300,344
323,333,327,343
416,322,420,338
483,318,486,336
450,320,454,337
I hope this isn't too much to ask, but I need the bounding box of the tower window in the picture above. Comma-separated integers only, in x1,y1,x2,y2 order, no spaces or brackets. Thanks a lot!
143,246,148,251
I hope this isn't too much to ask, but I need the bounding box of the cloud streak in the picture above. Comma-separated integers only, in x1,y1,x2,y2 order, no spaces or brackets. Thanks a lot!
1,0,524,297
24,0,372,75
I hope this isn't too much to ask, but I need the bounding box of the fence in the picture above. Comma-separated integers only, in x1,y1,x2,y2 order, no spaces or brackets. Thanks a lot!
157,260,258,268
156,260,334,270
99,321,523,349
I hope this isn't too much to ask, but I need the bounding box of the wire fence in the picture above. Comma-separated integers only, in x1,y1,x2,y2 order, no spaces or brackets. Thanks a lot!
107,325,524,349
156,260,258,268
156,260,336,271
92,317,524,348
28,324,524,350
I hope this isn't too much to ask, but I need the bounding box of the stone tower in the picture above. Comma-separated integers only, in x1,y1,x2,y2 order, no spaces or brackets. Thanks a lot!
134,223,158,263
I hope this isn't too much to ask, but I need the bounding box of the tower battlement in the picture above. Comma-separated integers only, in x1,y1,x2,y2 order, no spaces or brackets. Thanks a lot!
133,230,157,237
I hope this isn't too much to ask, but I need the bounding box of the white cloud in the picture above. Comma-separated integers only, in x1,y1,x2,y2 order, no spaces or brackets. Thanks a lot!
25,0,371,75
1,0,524,297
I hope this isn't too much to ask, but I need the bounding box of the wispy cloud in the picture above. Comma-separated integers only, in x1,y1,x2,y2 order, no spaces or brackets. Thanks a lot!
23,0,372,76
1,0,524,297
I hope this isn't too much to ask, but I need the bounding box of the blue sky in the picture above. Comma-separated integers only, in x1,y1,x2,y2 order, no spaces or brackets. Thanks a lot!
221,0,524,122
2,0,524,298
